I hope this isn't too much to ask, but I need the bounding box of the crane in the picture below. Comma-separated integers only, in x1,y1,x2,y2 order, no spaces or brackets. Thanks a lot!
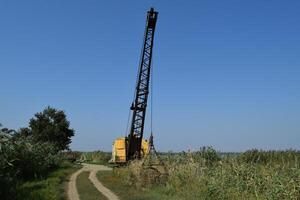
110,8,158,163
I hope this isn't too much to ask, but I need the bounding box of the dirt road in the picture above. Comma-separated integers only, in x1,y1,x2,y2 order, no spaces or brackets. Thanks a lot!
67,163,119,200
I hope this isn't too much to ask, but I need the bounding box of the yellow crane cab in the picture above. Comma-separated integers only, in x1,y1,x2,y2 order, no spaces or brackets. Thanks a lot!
110,137,149,164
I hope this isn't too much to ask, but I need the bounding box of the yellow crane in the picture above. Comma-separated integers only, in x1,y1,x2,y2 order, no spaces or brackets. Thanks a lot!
110,8,158,164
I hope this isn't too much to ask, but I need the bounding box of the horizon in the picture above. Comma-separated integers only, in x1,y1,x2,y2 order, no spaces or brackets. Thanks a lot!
1,1,299,152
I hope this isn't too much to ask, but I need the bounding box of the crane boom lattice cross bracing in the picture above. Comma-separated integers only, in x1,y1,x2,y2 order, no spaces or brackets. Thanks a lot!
127,8,158,160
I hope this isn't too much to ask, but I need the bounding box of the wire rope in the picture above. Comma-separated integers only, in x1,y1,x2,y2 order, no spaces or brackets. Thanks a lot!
150,59,154,134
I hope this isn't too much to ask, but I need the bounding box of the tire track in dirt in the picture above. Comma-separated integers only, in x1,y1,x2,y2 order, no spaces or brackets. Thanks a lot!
67,167,84,200
67,163,119,200
89,169,120,200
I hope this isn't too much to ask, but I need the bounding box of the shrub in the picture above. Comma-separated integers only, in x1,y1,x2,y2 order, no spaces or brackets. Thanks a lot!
0,130,61,199
192,146,221,164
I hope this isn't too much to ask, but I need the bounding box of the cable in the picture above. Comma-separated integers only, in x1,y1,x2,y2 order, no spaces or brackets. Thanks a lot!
150,59,154,134
124,109,131,137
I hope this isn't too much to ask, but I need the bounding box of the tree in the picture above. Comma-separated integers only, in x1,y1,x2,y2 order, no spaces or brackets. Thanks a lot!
28,106,75,151
0,123,16,135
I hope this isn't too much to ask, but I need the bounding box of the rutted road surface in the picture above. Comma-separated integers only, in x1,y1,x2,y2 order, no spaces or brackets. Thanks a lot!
67,163,120,200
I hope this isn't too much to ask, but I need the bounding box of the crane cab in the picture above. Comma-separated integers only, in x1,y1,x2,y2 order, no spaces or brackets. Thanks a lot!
110,137,149,164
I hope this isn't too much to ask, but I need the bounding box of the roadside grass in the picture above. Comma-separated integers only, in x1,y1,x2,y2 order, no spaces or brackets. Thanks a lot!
97,170,174,200
96,149,300,200
16,161,80,200
77,171,107,200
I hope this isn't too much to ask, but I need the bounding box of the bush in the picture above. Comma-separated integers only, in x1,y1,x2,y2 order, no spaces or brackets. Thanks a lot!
192,146,221,164
0,131,61,199
0,106,75,199
14,142,61,179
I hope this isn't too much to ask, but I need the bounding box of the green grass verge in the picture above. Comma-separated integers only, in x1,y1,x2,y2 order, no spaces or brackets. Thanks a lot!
77,171,107,200
96,171,175,200
16,162,81,200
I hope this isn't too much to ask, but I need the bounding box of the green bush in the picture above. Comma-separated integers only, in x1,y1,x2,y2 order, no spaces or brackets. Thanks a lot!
0,130,61,199
0,107,75,199
192,146,221,164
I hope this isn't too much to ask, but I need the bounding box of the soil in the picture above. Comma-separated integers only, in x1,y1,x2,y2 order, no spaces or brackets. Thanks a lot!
67,163,119,200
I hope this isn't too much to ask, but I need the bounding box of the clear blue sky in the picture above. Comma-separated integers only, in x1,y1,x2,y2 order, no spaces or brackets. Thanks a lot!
1,0,299,152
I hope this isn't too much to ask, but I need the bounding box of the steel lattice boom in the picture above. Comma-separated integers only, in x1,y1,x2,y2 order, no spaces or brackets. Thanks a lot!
127,8,158,160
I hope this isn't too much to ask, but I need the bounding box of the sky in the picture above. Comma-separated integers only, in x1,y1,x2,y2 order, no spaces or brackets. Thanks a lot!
0,0,299,152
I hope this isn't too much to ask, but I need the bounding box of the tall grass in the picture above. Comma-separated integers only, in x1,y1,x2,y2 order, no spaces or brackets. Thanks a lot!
106,147,300,200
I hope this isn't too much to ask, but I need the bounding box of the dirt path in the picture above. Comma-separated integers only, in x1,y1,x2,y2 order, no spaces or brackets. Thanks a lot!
67,163,119,200
89,169,120,200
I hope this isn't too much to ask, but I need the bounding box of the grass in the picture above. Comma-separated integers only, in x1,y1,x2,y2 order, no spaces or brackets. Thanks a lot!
97,149,300,200
77,171,107,200
15,162,81,200
97,170,173,200
80,151,111,165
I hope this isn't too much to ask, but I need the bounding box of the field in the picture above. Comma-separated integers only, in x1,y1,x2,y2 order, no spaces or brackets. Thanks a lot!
1,138,300,199
79,151,111,165
2,123,300,200
2,127,300,200
96,148,300,200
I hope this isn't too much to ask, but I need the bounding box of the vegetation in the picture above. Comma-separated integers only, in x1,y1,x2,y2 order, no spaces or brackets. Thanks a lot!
16,162,80,200
97,170,169,200
79,151,111,165
20,106,75,152
77,171,107,200
0,106,75,199
98,147,300,200
2,106,300,200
